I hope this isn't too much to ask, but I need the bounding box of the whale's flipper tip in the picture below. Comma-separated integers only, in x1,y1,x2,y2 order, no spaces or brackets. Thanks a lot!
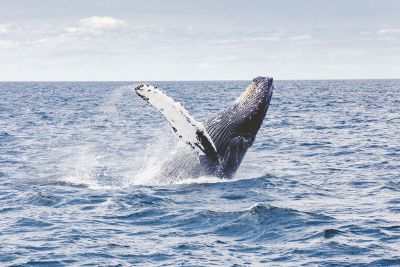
134,84,154,101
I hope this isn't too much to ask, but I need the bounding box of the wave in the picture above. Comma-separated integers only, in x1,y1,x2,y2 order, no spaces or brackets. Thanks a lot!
167,202,331,242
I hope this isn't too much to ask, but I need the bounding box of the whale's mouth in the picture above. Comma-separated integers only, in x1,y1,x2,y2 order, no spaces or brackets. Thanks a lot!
236,82,258,103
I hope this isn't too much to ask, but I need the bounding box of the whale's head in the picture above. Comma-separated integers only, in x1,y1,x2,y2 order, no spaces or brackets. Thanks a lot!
232,76,274,138
205,76,274,177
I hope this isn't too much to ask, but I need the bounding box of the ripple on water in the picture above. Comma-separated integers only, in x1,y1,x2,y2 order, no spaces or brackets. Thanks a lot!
15,218,53,228
0,131,14,141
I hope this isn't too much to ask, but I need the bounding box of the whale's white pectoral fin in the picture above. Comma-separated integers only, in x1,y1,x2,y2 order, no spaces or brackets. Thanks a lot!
134,84,218,160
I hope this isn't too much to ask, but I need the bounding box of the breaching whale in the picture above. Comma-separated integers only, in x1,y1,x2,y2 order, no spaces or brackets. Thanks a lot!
134,76,274,183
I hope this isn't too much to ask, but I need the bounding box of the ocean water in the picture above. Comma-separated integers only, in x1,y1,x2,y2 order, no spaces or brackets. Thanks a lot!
0,80,399,266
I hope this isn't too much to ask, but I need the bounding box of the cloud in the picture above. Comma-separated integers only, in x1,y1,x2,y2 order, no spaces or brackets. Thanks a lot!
226,31,312,43
65,16,125,35
30,36,66,45
80,16,125,31
250,36,281,42
378,28,400,34
0,40,18,49
359,31,371,36
0,24,11,34
288,34,312,41
197,62,213,69
359,28,400,41
246,30,283,42
324,64,347,70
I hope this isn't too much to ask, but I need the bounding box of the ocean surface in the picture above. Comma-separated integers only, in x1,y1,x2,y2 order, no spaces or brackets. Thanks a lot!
0,80,399,266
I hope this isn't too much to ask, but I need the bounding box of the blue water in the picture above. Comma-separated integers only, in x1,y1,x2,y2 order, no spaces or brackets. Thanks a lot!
0,80,399,266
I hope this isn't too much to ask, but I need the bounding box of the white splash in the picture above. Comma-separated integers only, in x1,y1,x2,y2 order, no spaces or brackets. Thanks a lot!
175,175,228,185
56,85,238,189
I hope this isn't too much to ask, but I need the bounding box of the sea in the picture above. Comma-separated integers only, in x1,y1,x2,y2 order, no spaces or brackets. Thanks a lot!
0,80,399,266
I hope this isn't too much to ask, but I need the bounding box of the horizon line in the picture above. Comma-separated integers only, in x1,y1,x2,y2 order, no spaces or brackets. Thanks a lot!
1,78,399,82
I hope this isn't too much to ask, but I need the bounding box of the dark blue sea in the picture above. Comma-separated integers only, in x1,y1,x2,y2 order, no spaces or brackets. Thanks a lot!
1,80,399,266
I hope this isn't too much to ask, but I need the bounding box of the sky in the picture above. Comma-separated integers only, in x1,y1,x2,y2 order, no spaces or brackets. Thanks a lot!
0,0,399,81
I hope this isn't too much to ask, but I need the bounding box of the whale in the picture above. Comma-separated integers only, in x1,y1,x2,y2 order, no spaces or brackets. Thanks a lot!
134,76,274,183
